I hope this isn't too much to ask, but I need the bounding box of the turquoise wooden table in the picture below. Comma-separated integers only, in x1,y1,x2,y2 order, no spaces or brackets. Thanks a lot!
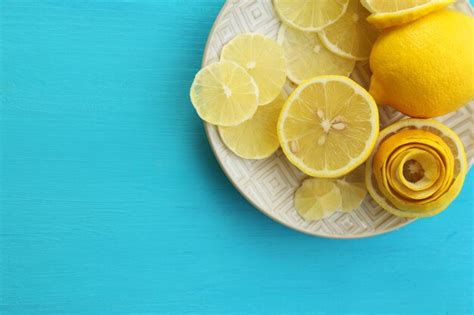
1,1,473,314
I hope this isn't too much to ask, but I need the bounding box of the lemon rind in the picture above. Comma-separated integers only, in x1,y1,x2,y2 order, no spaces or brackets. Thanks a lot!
365,118,468,218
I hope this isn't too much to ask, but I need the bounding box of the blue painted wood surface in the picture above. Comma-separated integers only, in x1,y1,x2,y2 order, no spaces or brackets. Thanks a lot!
1,1,473,314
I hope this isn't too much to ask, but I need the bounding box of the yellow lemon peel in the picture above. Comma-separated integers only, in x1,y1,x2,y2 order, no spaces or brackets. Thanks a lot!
366,119,468,217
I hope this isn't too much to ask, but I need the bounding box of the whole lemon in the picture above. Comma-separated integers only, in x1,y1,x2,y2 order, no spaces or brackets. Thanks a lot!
369,10,474,118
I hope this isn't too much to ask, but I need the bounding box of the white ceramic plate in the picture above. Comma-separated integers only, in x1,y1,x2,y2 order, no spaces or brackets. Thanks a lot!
202,0,474,238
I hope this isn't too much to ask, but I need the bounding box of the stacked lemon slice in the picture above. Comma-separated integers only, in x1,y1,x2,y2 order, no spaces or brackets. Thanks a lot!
190,34,287,159
276,0,378,84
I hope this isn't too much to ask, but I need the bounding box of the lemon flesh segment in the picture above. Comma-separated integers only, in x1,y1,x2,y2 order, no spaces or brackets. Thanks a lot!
190,61,259,126
278,25,355,84
219,92,286,160
369,10,474,118
278,76,379,178
336,165,367,212
361,0,454,28
221,34,286,106
295,178,342,221
274,0,349,32
366,119,468,218
318,0,379,60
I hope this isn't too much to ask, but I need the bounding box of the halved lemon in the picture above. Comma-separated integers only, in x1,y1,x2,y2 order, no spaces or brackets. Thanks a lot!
295,178,342,221
274,0,349,32
319,0,378,60
336,165,367,212
278,76,379,178
361,0,454,28
366,119,468,217
219,92,286,159
277,25,355,84
220,34,286,106
190,61,259,126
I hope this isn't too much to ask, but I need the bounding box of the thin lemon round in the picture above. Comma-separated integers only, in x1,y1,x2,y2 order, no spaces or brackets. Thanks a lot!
190,61,259,126
277,25,355,84
278,76,379,178
220,34,286,106
319,0,378,60
295,178,342,221
274,0,349,32
361,0,454,28
335,165,367,212
219,92,286,160
366,119,468,218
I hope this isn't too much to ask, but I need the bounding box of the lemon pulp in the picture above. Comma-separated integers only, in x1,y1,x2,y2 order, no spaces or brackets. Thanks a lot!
278,75,379,178
219,92,286,159
221,34,286,106
190,61,259,126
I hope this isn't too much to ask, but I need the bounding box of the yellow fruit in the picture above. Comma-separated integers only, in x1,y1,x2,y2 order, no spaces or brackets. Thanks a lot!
274,0,349,32
220,34,286,106
190,61,259,126
361,0,454,28
319,0,379,60
277,25,355,84
369,10,474,118
366,119,468,218
278,76,379,178
219,92,286,159
336,165,367,212
294,178,342,221
294,166,367,221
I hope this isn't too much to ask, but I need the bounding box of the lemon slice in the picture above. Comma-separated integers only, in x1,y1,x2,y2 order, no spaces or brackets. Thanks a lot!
336,165,367,212
361,0,454,28
278,76,379,178
366,119,468,217
220,34,286,106
274,0,349,32
219,92,286,159
190,61,259,126
295,178,342,221
318,0,378,60
277,25,355,84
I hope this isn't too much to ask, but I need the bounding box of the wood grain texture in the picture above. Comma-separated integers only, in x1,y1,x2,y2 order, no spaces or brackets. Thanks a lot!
1,0,473,314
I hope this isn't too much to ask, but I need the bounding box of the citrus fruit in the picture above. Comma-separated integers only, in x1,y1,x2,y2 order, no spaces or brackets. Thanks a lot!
190,61,259,126
219,92,286,159
220,33,286,106
294,178,342,221
277,25,355,84
361,0,454,28
278,75,379,178
335,165,367,212
366,119,468,218
273,0,349,32
369,10,474,118
319,0,379,60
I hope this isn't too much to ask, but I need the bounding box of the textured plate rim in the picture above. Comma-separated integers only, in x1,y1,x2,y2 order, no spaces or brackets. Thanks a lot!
200,0,469,239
